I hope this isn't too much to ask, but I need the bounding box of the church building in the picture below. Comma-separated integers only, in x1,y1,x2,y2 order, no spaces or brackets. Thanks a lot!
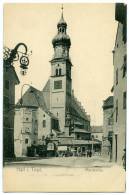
14,9,91,157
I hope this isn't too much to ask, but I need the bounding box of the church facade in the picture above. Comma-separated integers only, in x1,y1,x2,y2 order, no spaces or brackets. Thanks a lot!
14,11,91,157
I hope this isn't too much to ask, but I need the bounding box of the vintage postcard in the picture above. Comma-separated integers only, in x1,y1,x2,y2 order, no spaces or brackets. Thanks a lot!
3,2,126,192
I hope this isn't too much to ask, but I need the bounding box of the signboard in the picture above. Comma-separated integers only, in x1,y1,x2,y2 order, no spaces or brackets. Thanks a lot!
58,146,67,151
71,148,76,152
47,143,54,151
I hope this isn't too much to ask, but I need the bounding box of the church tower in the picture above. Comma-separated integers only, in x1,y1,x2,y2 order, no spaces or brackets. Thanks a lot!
50,8,72,133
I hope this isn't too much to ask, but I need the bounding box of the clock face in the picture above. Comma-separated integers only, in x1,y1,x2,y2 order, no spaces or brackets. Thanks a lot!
54,80,62,89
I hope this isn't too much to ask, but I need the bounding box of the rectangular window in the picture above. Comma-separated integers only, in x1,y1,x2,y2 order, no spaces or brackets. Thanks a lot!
54,80,62,89
123,91,126,109
25,127,30,133
43,120,46,127
52,119,59,130
123,55,127,77
116,69,118,85
5,80,9,89
116,100,118,122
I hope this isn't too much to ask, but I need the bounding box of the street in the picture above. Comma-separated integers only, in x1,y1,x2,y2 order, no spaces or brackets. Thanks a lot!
5,155,114,168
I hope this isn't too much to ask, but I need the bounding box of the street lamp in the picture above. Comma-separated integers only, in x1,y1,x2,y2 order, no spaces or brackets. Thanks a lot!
3,42,31,75
19,83,40,107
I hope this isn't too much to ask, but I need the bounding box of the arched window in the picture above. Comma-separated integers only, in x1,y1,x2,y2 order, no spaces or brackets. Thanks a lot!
59,68,62,76
56,69,58,76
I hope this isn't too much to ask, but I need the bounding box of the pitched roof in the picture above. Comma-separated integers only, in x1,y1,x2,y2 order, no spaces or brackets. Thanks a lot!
17,86,46,107
103,96,113,110
16,86,57,119
69,93,89,121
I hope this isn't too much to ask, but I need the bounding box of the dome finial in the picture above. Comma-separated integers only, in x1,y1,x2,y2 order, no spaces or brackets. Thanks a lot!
61,4,64,18
57,4,67,28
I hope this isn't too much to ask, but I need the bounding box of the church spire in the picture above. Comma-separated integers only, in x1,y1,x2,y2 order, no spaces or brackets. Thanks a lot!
60,4,65,24
52,5,71,49
61,4,64,18
57,4,67,30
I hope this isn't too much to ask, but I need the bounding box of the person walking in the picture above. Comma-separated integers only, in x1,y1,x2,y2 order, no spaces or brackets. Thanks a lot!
122,149,126,170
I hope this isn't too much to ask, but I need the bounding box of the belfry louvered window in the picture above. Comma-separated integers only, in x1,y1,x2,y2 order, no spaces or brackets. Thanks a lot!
59,68,62,76
56,69,58,76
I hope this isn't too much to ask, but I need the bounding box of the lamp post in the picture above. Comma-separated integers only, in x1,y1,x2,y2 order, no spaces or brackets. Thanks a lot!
3,43,31,159
20,84,32,106
3,42,31,75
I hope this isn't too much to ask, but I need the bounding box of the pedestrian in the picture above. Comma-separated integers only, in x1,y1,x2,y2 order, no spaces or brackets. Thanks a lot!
89,150,92,157
87,150,89,157
122,149,126,170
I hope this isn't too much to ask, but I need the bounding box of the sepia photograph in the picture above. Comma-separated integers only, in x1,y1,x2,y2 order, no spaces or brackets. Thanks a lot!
3,1,127,192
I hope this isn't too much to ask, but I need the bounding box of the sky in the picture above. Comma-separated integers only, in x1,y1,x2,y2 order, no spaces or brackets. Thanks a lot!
4,3,118,126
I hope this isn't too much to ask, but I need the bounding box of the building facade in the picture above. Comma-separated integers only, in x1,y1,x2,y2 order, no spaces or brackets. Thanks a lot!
112,3,127,164
91,126,103,154
102,96,113,158
3,63,20,158
91,126,103,142
14,87,59,157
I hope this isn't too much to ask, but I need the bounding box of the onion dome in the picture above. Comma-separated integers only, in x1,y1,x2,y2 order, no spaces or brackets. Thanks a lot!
52,33,71,48
52,13,71,48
